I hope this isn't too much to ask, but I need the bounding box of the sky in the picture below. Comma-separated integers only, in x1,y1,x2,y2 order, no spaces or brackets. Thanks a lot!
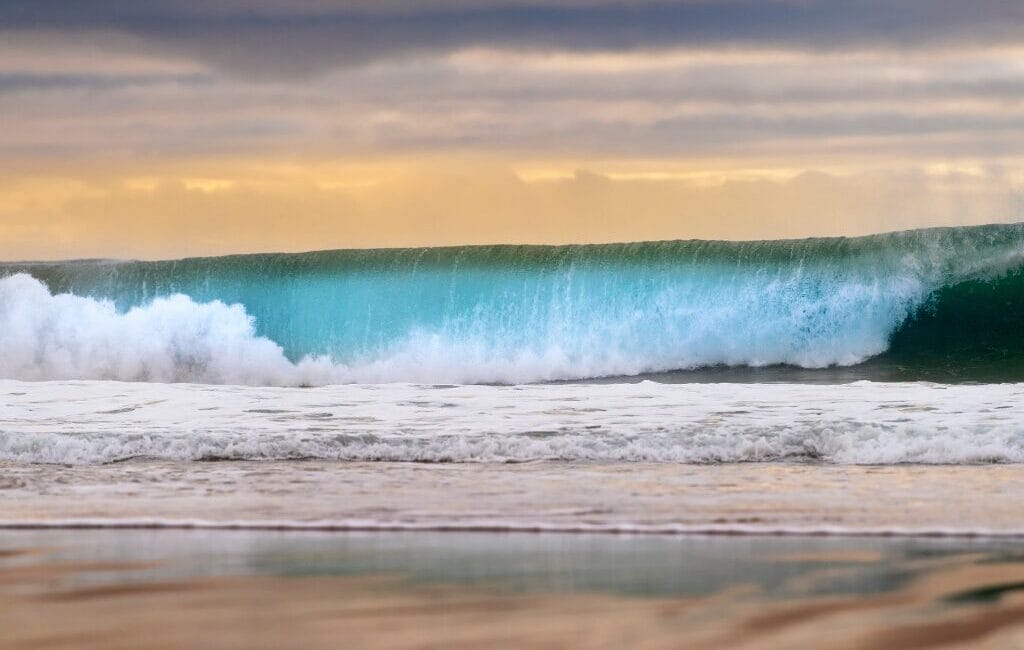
3,0,1024,259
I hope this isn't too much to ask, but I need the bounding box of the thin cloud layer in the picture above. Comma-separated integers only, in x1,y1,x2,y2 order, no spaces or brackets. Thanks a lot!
4,1,1024,77
4,41,1024,160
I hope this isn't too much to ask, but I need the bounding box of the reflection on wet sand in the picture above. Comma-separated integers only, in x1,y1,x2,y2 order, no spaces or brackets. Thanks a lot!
3,534,1024,649
5,462,1024,536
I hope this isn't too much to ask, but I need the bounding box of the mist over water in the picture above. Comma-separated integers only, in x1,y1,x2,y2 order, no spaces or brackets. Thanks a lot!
1,223,1023,385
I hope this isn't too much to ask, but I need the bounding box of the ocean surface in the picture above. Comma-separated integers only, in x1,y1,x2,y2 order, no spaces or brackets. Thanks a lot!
1,223,1023,535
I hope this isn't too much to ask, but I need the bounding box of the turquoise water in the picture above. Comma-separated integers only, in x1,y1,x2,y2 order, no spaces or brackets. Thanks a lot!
2,223,1023,384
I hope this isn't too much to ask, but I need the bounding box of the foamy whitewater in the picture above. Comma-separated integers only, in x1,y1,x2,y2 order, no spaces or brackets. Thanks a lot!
2,380,1023,465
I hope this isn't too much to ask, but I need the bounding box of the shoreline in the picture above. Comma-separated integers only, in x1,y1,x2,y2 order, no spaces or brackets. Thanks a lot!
5,460,1024,538
5,518,1024,539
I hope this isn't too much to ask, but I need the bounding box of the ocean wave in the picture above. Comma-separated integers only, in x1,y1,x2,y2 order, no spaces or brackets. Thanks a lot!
2,223,1023,385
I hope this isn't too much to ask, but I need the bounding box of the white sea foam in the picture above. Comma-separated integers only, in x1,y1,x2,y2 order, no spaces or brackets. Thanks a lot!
0,273,340,385
2,379,1023,465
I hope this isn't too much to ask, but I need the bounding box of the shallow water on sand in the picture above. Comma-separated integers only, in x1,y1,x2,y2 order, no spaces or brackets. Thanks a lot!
5,461,1024,536
5,530,1024,649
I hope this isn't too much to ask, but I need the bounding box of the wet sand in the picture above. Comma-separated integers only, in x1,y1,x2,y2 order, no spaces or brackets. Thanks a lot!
6,461,1024,648
4,461,1024,535
4,530,1024,649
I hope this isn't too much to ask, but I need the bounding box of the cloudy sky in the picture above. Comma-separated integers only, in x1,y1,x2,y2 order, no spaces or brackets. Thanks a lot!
3,0,1024,259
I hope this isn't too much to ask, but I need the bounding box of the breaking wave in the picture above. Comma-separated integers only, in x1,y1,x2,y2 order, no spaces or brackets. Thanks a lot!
2,223,1023,384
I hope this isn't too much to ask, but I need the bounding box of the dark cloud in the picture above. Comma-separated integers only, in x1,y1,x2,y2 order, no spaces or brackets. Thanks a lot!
3,1,1024,78
0,72,210,93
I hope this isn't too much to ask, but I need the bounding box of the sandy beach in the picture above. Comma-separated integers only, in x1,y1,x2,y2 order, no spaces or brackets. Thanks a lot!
5,460,1024,648
5,528,1024,649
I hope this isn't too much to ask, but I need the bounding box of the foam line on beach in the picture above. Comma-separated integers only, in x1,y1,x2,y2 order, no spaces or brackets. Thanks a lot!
3,379,1024,465
4,518,1024,539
